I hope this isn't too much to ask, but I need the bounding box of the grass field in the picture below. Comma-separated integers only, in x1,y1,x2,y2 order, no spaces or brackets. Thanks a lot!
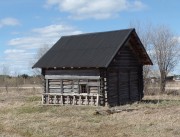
0,88,180,137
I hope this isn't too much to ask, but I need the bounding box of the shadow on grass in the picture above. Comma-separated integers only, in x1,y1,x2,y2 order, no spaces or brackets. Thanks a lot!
141,99,177,104
109,100,168,107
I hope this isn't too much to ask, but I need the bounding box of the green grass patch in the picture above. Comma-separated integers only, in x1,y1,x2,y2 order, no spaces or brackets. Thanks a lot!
86,116,102,123
19,129,34,137
0,123,4,132
17,105,49,114
26,96,41,102
0,108,12,115
139,98,180,109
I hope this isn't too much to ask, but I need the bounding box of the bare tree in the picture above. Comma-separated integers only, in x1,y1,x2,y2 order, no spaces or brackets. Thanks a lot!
150,25,180,93
32,44,50,76
13,71,20,91
2,64,10,80
31,44,51,87
2,64,10,93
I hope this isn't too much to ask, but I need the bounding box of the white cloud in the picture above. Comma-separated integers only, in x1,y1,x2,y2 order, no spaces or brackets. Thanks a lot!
177,37,180,43
5,23,82,75
8,24,82,49
8,37,42,47
32,24,81,37
0,17,20,28
1,50,35,75
4,49,25,54
45,0,146,19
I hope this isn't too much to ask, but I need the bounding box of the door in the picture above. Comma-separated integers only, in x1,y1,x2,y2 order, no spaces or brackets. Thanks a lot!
107,69,119,106
118,70,130,104
107,68,140,106
118,69,139,104
129,69,139,101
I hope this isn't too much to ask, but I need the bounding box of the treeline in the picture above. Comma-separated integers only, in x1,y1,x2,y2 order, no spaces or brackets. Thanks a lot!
0,74,42,87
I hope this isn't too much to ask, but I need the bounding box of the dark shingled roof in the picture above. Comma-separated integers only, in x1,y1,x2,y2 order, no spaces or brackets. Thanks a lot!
33,28,152,68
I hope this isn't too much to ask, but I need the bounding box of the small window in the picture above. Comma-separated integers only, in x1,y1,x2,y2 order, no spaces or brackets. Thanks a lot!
80,84,87,93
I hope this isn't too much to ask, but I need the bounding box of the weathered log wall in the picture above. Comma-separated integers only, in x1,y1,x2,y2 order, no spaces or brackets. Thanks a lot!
46,78,100,94
107,44,143,106
41,69,105,106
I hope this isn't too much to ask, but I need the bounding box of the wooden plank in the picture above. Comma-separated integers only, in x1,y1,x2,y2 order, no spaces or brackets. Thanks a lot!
43,93,75,95
77,80,80,94
96,94,99,106
54,95,57,104
63,81,73,84
89,90,98,94
72,80,74,93
45,75,100,80
73,95,76,105
89,87,98,90
61,80,63,94
73,85,78,88
90,96,93,106
79,95,82,105
49,82,60,84
63,85,72,88
46,79,49,93
47,94,50,104
49,86,61,89
61,95,63,105
62,80,70,82
49,79,61,82
45,69,100,76
79,82,88,84
67,95,69,104
85,95,88,105
42,95,44,104
63,89,72,93
87,82,100,86
49,89,61,93
72,89,79,93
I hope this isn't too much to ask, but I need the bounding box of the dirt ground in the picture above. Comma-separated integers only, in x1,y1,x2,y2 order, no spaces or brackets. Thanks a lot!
0,88,180,137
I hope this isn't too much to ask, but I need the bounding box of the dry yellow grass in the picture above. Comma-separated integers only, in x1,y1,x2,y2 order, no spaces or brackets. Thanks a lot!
0,88,180,137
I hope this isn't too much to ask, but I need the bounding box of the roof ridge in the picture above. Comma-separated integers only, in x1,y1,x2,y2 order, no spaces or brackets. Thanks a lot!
62,28,135,38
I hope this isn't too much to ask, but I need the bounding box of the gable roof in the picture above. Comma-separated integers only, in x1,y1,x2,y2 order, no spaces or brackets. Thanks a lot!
33,28,152,68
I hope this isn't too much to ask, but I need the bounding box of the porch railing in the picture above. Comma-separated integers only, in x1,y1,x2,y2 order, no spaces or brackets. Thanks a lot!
42,93,102,106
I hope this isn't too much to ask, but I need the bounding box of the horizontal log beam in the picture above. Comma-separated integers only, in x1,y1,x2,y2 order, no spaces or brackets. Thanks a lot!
45,75,100,80
43,93,102,96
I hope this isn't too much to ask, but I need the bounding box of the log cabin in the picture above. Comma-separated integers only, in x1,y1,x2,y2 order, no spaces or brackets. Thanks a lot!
33,28,152,107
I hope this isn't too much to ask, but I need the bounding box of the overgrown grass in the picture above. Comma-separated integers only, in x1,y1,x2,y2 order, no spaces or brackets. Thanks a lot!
0,89,180,137
26,96,41,102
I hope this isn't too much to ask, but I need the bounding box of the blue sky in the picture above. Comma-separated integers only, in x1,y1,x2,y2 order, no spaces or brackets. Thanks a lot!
0,0,180,75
